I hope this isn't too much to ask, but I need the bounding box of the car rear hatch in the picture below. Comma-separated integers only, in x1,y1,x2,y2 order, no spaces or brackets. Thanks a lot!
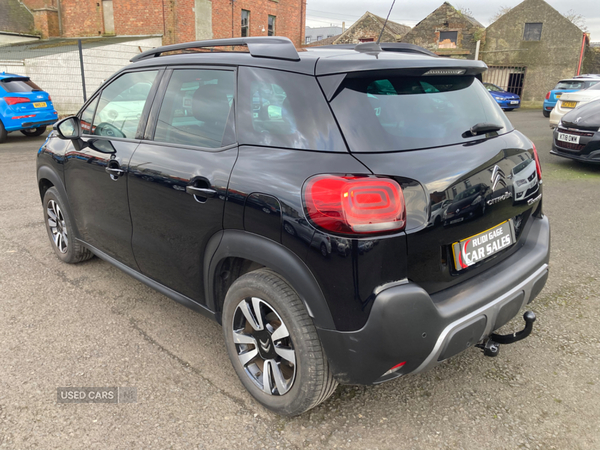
1,77,54,115
319,61,543,295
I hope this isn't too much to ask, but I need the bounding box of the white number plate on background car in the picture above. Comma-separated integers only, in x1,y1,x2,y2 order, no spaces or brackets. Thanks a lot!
557,132,580,144
510,101,519,104
452,221,515,271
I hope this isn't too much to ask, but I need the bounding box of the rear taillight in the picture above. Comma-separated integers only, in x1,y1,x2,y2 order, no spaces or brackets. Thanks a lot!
303,175,406,235
4,97,31,106
545,92,551,100
48,95,52,101
532,143,542,181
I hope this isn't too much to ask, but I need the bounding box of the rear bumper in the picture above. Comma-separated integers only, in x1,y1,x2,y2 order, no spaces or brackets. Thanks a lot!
318,215,550,385
4,112,57,132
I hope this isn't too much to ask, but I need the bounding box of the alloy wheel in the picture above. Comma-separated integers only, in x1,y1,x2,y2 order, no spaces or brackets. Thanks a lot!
232,297,296,395
47,200,68,254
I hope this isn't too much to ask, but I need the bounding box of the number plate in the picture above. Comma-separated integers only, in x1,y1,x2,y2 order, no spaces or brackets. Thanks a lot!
561,101,577,109
510,100,519,105
452,221,515,271
557,132,580,144
33,102,47,108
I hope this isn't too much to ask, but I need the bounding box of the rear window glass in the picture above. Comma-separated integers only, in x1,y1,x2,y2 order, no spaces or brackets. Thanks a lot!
555,80,584,90
330,74,512,152
238,67,346,151
587,82,600,91
0,78,42,93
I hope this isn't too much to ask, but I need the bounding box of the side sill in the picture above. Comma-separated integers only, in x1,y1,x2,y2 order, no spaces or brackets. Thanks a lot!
80,240,217,322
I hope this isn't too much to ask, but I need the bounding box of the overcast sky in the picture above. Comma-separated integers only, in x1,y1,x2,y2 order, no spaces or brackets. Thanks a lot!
305,0,600,41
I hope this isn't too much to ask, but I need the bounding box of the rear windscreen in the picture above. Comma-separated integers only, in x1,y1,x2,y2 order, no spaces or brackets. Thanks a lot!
555,81,584,90
0,79,42,93
329,74,512,152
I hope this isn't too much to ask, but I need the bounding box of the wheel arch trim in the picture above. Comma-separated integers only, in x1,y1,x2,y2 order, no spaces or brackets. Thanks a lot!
204,229,335,330
37,165,82,238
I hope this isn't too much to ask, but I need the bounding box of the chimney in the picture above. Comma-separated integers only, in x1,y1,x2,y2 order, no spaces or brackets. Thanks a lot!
342,21,346,32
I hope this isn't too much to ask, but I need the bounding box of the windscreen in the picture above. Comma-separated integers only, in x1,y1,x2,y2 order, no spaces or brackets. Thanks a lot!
0,78,42,93
329,73,512,152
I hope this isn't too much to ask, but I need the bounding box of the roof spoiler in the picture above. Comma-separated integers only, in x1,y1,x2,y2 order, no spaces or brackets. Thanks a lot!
318,43,438,57
0,76,31,83
131,37,300,63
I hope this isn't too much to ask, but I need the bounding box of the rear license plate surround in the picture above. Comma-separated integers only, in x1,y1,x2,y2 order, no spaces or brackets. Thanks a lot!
452,220,516,271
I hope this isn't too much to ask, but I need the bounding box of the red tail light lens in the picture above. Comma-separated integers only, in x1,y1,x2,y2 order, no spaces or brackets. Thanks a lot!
4,97,31,106
303,175,406,235
48,95,52,101
532,142,542,181
545,91,551,100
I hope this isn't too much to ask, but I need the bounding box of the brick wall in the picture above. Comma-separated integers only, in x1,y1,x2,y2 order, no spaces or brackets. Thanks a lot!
60,0,105,37
212,0,305,47
33,8,60,38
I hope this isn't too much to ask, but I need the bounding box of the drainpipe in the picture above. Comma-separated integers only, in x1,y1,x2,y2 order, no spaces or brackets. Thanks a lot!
56,0,63,35
474,40,480,60
577,33,586,75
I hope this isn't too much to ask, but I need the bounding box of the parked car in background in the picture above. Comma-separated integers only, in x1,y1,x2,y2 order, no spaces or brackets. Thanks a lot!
549,82,600,128
543,75,600,117
483,83,520,111
0,72,57,143
551,98,600,164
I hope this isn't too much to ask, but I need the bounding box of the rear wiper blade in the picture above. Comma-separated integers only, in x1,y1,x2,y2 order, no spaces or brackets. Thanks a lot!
463,122,503,138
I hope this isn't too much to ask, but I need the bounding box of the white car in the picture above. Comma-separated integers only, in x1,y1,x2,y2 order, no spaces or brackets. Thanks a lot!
550,82,600,128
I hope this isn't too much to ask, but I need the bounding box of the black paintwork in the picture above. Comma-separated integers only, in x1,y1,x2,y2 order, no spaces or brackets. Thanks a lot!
36,41,550,385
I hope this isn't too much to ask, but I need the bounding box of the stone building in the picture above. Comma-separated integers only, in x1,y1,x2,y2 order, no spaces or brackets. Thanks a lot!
482,0,587,106
305,26,343,45
18,0,306,47
400,2,484,59
306,11,410,46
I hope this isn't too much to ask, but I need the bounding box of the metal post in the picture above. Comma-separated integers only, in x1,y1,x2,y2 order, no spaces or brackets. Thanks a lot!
474,40,481,60
78,39,87,102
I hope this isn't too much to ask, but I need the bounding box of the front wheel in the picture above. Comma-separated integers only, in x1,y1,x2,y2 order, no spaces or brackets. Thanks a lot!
20,126,47,137
222,269,337,416
43,187,93,264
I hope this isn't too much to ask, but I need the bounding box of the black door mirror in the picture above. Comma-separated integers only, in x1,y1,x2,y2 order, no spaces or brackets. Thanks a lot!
54,116,81,140
88,139,116,154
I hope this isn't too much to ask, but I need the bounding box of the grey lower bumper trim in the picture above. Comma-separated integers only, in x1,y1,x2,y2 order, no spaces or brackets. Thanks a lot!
411,263,548,374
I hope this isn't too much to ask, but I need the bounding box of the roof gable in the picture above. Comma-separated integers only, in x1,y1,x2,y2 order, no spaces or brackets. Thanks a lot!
488,0,582,33
331,11,411,45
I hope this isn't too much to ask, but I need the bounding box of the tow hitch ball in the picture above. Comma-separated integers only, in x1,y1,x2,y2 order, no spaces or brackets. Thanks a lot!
476,311,536,357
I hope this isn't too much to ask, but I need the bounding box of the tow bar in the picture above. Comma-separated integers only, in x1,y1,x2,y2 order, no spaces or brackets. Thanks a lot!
476,311,536,357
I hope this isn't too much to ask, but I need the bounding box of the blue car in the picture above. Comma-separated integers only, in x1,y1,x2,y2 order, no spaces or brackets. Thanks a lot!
542,75,600,117
484,83,521,111
0,72,58,143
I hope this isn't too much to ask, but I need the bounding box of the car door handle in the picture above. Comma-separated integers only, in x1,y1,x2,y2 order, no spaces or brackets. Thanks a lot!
186,186,217,197
105,166,125,176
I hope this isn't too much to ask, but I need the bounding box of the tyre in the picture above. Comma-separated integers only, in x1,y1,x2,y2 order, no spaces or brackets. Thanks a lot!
505,108,514,112
0,120,7,143
543,109,550,118
43,187,93,264
222,268,337,416
20,126,47,137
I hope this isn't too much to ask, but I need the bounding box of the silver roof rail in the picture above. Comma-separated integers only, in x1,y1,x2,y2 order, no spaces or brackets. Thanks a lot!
130,36,300,63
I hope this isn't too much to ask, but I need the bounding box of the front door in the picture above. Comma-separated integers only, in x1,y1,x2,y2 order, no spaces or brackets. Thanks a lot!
128,68,237,302
63,69,161,268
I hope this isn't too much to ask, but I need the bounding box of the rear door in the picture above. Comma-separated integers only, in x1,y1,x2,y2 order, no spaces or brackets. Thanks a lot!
128,67,238,303
327,71,543,293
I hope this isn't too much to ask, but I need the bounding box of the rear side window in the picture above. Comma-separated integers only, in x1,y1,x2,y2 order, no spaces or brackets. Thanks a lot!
329,74,512,152
238,67,346,151
154,69,235,148
0,78,42,93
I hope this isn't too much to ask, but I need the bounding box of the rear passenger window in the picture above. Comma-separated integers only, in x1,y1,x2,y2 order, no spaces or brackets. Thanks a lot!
154,69,235,148
238,67,346,151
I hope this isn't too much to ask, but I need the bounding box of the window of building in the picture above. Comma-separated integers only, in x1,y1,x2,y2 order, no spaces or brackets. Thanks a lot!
241,10,250,37
438,31,458,48
305,36,311,44
154,69,235,148
268,15,276,36
317,35,323,41
523,23,542,41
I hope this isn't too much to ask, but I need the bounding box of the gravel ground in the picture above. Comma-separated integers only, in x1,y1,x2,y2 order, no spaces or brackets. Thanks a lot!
0,110,599,450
